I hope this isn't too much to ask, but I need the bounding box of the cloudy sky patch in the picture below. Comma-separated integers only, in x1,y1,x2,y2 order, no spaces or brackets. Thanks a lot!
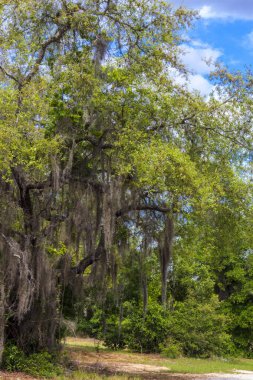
169,1,253,96
180,42,222,75
174,0,253,20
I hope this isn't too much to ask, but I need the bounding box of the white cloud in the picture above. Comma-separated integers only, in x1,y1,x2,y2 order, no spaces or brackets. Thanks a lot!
199,5,218,19
167,40,222,97
180,42,222,75
244,31,253,49
188,74,214,95
198,5,233,19
173,72,214,97
173,1,253,20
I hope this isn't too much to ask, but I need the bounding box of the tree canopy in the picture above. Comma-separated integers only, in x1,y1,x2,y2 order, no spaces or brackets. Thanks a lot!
0,0,253,364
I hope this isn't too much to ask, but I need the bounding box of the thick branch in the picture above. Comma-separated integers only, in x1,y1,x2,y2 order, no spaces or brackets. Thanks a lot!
26,178,52,190
72,229,106,274
24,24,70,84
75,134,113,150
116,204,171,217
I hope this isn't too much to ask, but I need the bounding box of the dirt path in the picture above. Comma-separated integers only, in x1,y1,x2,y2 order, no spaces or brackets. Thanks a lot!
69,347,195,378
66,338,253,380
0,372,36,380
72,356,253,380
206,372,253,380
76,361,199,379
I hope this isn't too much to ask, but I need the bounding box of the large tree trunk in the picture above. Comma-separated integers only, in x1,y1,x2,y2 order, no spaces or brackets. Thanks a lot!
3,168,61,353
4,237,60,353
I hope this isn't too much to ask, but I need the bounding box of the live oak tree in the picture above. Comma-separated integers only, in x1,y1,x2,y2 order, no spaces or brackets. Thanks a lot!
0,0,252,360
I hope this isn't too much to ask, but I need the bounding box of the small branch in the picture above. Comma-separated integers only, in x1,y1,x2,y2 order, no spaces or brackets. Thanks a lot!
0,65,21,85
104,0,111,14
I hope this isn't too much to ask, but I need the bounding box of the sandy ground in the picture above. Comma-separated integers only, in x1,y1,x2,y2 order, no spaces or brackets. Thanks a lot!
69,349,253,379
206,372,253,380
0,372,36,380
67,338,253,380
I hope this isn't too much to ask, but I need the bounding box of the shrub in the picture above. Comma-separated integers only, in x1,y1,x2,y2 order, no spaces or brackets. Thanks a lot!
167,296,235,358
76,317,93,337
159,338,182,358
3,345,62,378
103,314,126,350
121,302,169,353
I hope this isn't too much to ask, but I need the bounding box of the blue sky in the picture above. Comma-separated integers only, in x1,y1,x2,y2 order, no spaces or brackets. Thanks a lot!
171,0,253,95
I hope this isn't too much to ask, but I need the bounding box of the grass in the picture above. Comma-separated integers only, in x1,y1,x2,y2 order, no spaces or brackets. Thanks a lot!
64,337,108,351
161,357,253,374
58,371,140,380
64,337,253,375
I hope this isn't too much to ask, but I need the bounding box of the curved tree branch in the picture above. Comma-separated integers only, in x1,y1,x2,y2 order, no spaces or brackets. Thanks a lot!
24,24,70,85
116,204,171,217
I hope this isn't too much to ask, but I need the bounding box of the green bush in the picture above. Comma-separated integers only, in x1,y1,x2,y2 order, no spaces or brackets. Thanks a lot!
159,338,182,358
3,345,62,378
77,318,93,337
121,302,169,353
2,345,25,372
103,314,126,350
78,305,126,349
167,296,235,358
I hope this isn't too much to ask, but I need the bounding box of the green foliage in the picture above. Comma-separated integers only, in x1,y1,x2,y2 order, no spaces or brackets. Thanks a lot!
2,345,62,378
76,319,93,338
159,338,183,359
47,242,67,257
103,314,126,350
167,297,234,358
80,294,235,358
102,302,169,353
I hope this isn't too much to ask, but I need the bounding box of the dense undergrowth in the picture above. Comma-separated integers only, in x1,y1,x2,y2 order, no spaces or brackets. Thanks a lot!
76,299,235,358
2,345,63,378
73,252,249,359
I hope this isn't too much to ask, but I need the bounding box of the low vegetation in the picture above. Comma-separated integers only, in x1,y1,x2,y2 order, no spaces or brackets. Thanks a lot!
2,345,62,378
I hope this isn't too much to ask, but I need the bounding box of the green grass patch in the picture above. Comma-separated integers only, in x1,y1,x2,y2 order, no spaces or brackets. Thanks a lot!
65,338,107,351
57,370,140,380
161,357,253,374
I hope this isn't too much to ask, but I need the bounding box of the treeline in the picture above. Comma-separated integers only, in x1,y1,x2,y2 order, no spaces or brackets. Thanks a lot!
0,0,253,367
